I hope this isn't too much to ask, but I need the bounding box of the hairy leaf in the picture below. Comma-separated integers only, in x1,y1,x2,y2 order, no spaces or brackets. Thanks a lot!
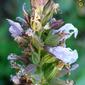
32,52,40,64
45,31,60,46
40,54,56,66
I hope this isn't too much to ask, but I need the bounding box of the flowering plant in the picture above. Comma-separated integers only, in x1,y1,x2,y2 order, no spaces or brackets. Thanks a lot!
7,0,79,85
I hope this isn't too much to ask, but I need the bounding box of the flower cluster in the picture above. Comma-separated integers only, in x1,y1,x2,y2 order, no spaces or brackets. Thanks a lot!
7,0,79,85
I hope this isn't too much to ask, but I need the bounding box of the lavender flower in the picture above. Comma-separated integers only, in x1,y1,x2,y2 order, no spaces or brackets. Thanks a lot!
11,75,20,85
7,19,24,38
52,23,78,40
48,46,78,64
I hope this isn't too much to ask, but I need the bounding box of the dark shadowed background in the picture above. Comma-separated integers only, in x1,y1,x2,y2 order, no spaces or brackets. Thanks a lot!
0,0,85,85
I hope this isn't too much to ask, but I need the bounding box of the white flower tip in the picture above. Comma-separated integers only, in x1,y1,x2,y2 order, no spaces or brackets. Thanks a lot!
73,50,78,60
53,3,60,13
7,19,22,29
44,23,50,30
22,3,28,16
6,19,15,25
8,53,13,60
8,53,17,60
54,3,60,9
74,28,78,38
65,23,78,38
22,3,26,10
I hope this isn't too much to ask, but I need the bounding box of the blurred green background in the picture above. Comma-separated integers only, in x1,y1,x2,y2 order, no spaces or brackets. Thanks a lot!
0,0,85,85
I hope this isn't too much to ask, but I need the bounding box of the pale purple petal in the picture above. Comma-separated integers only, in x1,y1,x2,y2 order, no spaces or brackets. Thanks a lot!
7,19,24,38
48,46,78,64
52,23,78,39
11,75,20,84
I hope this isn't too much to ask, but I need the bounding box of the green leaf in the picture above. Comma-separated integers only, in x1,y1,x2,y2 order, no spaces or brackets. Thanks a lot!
43,63,53,79
32,52,40,64
32,35,44,50
40,54,56,66
43,63,58,80
44,31,60,46
47,67,58,80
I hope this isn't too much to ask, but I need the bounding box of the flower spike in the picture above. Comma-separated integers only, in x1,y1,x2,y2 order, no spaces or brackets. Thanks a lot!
7,0,79,84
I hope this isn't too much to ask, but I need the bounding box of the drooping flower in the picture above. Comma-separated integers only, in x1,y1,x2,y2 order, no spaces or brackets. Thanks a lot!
52,23,78,40
48,46,78,64
7,19,24,38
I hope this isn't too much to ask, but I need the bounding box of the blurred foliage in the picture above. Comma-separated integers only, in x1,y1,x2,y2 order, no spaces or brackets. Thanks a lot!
0,0,85,85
